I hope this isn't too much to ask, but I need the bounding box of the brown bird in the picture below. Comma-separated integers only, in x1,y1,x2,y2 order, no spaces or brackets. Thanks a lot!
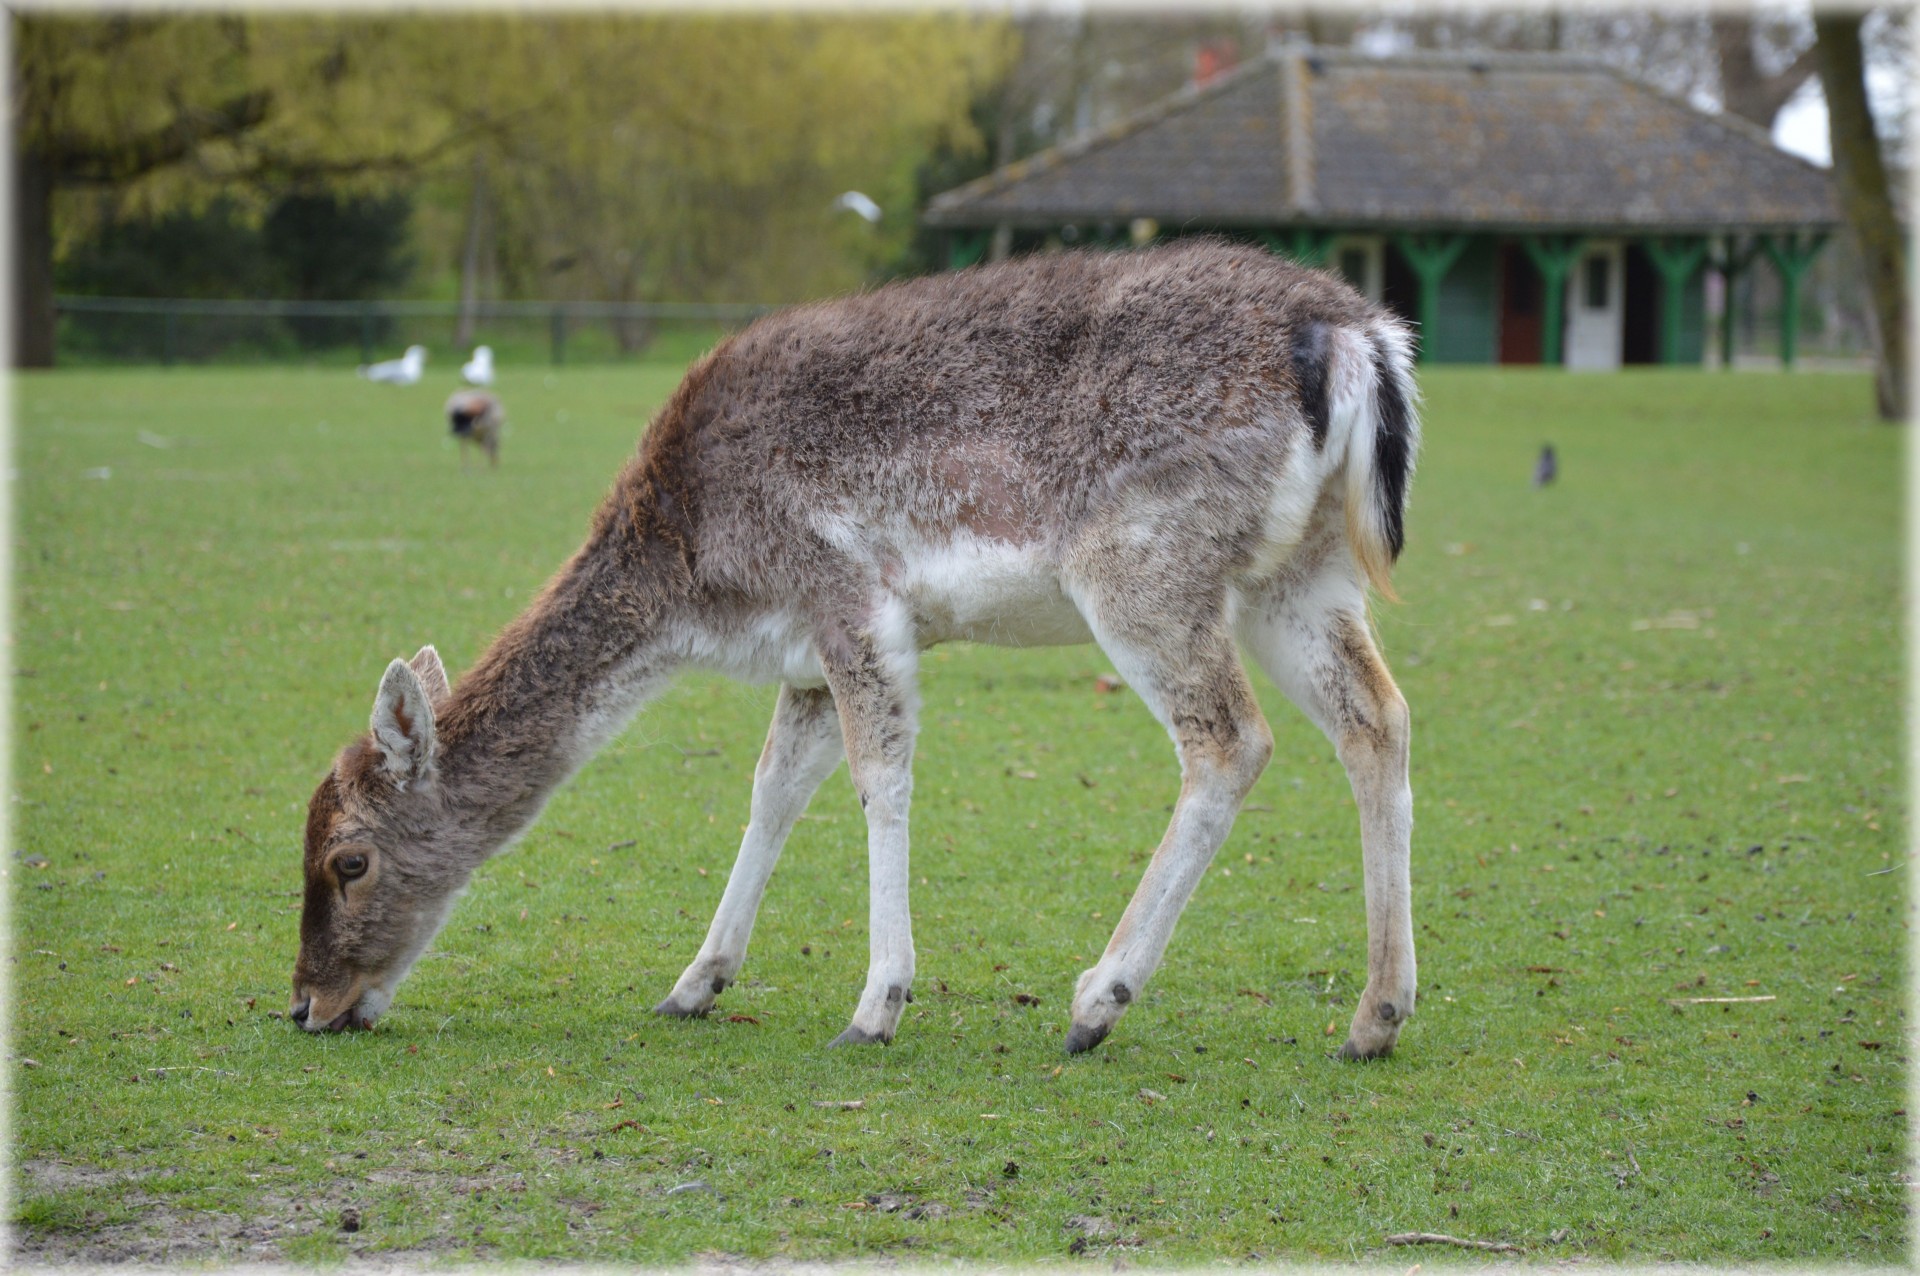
445,389,504,469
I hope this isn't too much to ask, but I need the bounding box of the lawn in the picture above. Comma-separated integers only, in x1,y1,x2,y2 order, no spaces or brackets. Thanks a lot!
9,360,1908,1266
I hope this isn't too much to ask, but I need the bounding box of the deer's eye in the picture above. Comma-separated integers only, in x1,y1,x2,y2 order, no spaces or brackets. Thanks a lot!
337,854,369,880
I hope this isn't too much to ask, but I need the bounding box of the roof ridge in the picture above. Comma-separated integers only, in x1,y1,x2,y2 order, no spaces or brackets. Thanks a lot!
1305,44,1616,75
925,55,1277,216
1276,49,1316,213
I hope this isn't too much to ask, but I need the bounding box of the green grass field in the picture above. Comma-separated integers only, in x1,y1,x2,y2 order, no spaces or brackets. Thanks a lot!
10,361,1908,1265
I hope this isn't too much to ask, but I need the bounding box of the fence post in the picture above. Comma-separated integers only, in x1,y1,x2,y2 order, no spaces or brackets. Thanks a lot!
162,306,178,367
550,308,567,366
359,306,377,366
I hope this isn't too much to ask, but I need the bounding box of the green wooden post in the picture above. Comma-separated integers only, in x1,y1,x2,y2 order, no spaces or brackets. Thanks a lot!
1708,235,1763,371
359,306,377,366
162,306,178,368
1392,233,1470,363
1258,229,1332,267
1520,235,1584,366
947,231,990,270
550,308,566,366
1641,236,1708,365
1757,231,1829,369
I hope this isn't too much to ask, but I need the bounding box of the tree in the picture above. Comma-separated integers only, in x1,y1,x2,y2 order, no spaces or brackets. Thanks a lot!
1712,13,1819,129
12,14,461,367
1816,10,1908,420
449,14,1009,307
20,13,1008,365
12,17,267,366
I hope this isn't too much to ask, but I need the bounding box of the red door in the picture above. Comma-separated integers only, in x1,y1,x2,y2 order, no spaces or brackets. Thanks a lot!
1498,242,1544,364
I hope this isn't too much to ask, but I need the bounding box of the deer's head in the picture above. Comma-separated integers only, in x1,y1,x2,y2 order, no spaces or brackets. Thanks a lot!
291,646,467,1032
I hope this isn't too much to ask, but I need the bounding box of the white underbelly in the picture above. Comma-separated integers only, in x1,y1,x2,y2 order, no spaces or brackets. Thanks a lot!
680,539,1094,688
898,538,1092,648
681,612,829,687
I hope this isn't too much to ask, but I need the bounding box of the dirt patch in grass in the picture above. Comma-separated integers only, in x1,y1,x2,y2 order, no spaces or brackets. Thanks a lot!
11,1158,483,1268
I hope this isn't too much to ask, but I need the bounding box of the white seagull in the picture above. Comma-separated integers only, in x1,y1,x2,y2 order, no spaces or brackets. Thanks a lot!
461,345,495,387
359,345,427,386
833,191,883,224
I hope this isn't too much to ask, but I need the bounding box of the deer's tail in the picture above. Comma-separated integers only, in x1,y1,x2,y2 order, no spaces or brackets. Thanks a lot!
1330,320,1421,601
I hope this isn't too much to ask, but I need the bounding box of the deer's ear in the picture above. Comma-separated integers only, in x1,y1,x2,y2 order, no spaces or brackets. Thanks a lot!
408,644,452,704
370,658,438,788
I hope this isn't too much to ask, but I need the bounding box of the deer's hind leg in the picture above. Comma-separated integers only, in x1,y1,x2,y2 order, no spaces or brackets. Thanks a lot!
1064,578,1274,1054
1237,565,1414,1060
655,684,843,1018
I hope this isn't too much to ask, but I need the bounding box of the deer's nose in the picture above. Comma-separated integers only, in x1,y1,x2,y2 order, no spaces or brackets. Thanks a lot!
291,996,312,1026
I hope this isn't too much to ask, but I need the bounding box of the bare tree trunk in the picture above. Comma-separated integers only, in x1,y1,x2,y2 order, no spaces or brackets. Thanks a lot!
12,147,57,369
454,152,490,349
1816,12,1907,421
989,53,1021,263
1713,15,1818,129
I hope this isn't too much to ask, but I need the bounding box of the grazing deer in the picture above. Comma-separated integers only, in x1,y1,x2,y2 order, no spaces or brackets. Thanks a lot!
293,239,1420,1060
446,389,503,468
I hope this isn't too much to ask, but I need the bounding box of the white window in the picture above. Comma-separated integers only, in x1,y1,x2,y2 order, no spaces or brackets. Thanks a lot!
1327,236,1385,302
1583,253,1611,310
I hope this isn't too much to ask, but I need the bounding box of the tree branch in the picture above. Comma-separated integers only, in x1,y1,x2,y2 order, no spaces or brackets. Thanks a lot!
48,88,272,184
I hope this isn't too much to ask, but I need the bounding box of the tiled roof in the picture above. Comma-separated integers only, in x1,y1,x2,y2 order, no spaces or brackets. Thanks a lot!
924,47,1839,233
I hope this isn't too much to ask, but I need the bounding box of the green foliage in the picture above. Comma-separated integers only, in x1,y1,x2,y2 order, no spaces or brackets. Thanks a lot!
11,365,1905,1264
14,14,263,185
57,192,414,306
263,192,417,300
888,91,1012,279
54,191,418,359
18,15,433,222
264,191,416,350
54,199,275,299
446,13,1011,303
24,12,1011,313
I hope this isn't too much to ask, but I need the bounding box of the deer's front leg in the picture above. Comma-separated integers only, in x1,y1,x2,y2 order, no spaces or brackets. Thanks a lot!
818,614,919,1046
655,684,842,1019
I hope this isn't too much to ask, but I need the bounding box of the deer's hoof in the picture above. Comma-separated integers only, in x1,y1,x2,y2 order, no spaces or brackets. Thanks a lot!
1064,1022,1111,1055
652,996,711,1020
828,1024,890,1048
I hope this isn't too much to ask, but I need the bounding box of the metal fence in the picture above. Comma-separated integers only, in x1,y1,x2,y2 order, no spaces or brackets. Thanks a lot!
53,295,779,368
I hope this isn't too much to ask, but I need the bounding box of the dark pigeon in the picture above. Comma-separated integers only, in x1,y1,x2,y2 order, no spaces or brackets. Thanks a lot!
1533,444,1557,489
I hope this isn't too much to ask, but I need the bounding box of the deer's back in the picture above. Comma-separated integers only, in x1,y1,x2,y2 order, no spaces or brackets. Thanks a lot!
627,241,1385,640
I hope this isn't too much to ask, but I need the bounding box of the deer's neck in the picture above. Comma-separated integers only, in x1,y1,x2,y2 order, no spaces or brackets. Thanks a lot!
431,488,691,849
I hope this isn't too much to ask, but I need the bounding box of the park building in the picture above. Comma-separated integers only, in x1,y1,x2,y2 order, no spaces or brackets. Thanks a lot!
922,44,1842,370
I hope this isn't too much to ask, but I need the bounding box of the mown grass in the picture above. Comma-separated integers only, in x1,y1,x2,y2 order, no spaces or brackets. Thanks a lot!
9,361,1908,1265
